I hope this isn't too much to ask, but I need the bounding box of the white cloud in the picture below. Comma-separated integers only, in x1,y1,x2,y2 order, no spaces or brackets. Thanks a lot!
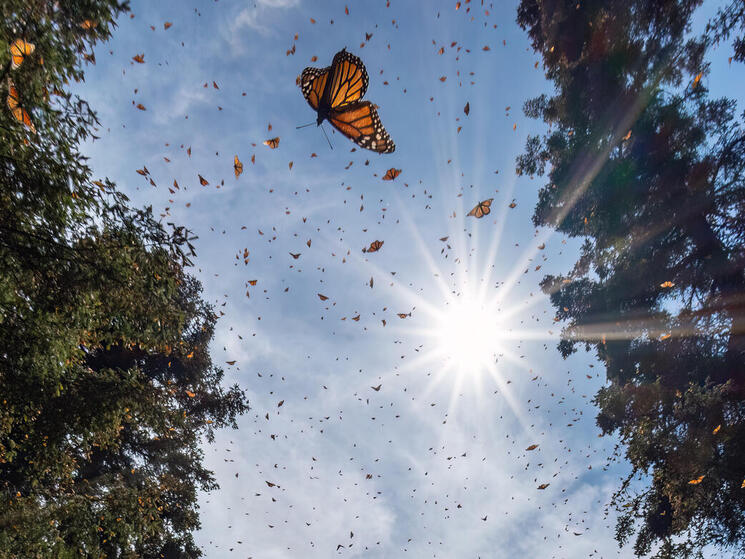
230,0,300,38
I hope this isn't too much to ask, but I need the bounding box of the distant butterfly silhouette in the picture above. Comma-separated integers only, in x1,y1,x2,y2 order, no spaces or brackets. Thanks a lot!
300,48,395,153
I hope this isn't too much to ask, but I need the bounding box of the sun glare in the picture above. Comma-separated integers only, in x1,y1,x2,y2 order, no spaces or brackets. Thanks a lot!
435,296,503,376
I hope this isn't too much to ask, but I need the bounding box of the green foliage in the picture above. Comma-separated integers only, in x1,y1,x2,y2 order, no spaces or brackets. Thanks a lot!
0,1,249,557
517,0,745,556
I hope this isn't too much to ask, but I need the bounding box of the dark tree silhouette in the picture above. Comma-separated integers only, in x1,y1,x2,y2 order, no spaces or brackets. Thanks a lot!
516,0,745,557
1,2,249,556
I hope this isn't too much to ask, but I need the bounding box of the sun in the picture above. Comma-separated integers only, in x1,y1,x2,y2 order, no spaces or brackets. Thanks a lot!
434,295,504,377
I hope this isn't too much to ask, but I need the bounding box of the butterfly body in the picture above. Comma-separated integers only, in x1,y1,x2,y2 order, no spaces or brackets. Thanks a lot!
300,49,394,153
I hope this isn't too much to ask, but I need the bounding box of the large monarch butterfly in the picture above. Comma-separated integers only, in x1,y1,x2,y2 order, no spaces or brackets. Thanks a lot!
9,39,35,70
467,198,493,218
300,48,395,153
6,82,35,133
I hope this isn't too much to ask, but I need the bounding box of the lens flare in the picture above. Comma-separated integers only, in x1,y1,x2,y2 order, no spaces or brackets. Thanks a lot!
435,296,502,376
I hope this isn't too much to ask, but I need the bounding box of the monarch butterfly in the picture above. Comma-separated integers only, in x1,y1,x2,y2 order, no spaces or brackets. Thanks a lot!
234,155,243,178
6,82,35,133
264,137,280,149
382,168,401,181
9,39,35,70
363,240,384,253
300,48,395,153
467,198,493,218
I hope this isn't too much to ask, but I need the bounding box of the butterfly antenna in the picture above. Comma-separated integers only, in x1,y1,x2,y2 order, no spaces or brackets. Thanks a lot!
321,124,333,150
296,121,315,129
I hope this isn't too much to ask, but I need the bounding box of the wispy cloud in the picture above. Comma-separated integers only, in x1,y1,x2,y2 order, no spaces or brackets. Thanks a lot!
230,0,300,42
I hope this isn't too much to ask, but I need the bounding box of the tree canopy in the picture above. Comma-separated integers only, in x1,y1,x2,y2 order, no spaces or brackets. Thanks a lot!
517,0,745,557
1,2,249,557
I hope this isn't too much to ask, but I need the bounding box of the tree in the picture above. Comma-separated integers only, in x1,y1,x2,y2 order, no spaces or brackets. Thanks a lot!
1,2,249,557
516,0,745,557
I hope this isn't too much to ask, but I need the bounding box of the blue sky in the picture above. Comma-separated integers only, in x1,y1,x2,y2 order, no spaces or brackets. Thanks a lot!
75,1,742,557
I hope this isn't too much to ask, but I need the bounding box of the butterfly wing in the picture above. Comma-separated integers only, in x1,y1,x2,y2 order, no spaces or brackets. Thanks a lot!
10,39,35,70
382,168,401,180
324,49,369,109
6,83,34,132
467,199,493,218
300,66,331,111
328,101,395,153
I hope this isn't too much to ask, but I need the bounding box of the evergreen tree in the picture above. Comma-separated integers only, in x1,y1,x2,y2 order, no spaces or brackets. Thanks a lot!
1,2,249,556
516,1,745,557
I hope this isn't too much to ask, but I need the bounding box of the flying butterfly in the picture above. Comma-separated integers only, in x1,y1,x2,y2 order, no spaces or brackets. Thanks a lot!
382,168,401,181
363,240,384,253
6,82,35,133
299,48,394,153
9,39,35,70
467,198,493,218
234,155,243,178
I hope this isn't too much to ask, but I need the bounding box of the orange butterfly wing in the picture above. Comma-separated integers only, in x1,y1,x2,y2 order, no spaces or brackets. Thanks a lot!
10,39,35,70
467,198,493,218
325,49,369,109
300,66,331,111
382,168,401,181
263,137,280,149
6,83,35,133
366,240,383,252
328,101,395,153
